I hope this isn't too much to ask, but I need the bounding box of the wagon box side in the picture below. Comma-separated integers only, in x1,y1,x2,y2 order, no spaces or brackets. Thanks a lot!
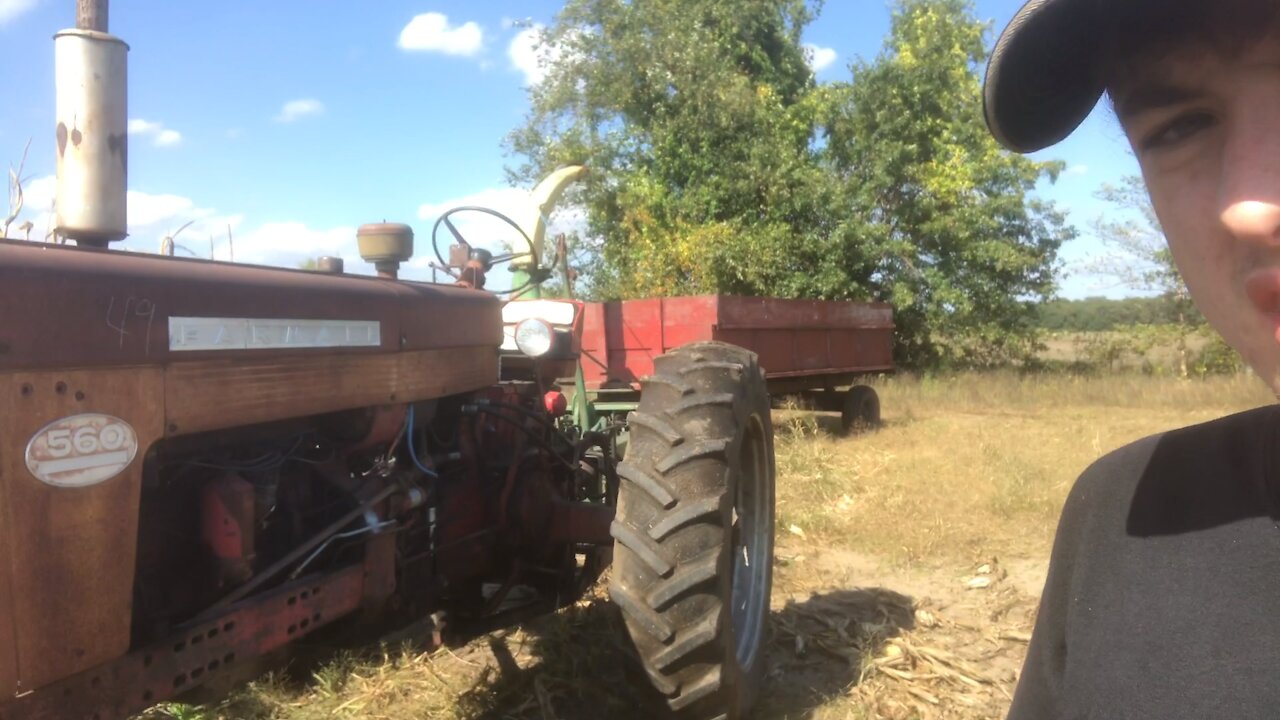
708,296,895,379
580,295,895,390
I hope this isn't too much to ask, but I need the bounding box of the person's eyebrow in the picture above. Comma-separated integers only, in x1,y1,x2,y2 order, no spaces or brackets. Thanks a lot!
1114,83,1203,120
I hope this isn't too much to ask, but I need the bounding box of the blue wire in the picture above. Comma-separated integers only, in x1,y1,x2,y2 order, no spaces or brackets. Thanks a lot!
406,406,439,478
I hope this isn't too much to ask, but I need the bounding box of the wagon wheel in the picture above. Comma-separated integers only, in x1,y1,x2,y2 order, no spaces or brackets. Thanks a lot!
841,384,881,434
610,341,775,719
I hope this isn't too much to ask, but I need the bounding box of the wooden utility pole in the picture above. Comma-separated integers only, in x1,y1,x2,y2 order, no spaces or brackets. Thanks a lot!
77,0,107,32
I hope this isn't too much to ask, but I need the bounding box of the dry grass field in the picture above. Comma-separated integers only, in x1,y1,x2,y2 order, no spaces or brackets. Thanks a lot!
141,373,1275,720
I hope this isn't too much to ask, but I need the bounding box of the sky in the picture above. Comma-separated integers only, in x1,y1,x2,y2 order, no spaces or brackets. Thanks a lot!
0,0,1142,298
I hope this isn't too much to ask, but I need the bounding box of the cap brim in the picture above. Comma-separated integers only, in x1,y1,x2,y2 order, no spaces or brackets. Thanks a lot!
984,0,1105,153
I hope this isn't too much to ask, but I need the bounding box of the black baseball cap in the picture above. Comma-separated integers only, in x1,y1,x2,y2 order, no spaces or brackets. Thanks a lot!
983,0,1105,153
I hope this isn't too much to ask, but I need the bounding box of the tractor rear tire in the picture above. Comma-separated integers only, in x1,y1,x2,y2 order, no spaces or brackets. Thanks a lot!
610,341,775,720
841,384,881,434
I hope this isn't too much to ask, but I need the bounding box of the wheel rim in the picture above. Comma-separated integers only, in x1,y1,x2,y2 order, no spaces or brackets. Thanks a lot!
731,413,770,669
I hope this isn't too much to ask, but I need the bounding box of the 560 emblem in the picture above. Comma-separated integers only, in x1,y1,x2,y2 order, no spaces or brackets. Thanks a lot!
25,414,139,488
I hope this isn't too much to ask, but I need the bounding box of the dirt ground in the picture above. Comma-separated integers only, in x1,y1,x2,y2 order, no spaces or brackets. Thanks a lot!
761,543,1043,719
161,531,1047,720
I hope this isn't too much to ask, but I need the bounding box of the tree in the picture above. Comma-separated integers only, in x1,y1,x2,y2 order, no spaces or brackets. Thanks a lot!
1090,176,1191,306
1090,174,1200,375
507,0,839,299
822,0,1072,367
506,0,1072,369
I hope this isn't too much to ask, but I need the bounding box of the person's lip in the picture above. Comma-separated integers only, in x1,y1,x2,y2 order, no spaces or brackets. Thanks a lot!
1246,268,1280,312
1245,268,1280,339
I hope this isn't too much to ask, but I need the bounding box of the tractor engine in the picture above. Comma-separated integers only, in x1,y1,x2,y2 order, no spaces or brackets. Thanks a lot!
127,384,614,648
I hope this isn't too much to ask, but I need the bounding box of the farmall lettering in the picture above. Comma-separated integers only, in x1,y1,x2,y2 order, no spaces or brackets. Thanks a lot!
24,413,140,487
168,317,382,351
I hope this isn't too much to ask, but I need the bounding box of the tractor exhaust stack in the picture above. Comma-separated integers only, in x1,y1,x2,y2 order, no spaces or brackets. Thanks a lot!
54,0,128,246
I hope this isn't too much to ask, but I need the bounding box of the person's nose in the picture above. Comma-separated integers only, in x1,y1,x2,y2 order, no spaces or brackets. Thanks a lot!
1221,201,1280,245
1220,97,1280,246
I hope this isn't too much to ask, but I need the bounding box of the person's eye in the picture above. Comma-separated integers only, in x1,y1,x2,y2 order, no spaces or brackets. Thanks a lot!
1141,112,1216,150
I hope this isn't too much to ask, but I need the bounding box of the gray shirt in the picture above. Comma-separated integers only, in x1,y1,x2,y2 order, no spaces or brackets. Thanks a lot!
1009,405,1280,719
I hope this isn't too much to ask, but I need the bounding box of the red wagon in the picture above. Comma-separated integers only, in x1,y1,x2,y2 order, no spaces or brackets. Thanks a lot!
579,295,895,431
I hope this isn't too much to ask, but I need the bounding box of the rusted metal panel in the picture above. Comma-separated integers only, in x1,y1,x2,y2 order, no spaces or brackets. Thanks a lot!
715,329,793,377
610,299,664,353
361,533,398,613
580,295,895,390
603,300,658,385
547,500,615,546
656,296,718,352
578,302,609,380
713,295,895,330
827,327,896,370
0,565,365,720
0,433,18,696
164,346,498,436
393,281,503,351
757,364,895,380
2,366,164,692
0,240,500,371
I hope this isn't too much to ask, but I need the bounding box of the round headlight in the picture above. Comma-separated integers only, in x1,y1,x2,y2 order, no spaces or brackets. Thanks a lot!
514,318,554,357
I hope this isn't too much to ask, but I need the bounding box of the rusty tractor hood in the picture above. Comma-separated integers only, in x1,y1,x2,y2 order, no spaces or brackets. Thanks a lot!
0,239,503,371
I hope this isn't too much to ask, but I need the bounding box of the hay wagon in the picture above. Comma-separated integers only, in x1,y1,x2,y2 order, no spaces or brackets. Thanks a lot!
578,295,895,431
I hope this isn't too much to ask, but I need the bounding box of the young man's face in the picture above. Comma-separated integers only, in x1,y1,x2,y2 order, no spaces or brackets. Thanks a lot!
1111,34,1280,389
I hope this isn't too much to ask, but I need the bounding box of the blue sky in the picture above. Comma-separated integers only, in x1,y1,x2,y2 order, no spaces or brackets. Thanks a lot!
0,0,1140,298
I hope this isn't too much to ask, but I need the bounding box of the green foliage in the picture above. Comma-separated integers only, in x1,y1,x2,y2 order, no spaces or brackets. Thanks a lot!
506,0,1072,369
1191,328,1247,377
1090,176,1188,304
1036,295,1201,332
507,0,832,298
823,0,1071,367
1088,175,1202,376
1071,324,1187,373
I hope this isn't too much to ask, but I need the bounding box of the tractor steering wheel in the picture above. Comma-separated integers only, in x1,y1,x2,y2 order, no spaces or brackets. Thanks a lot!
430,206,538,296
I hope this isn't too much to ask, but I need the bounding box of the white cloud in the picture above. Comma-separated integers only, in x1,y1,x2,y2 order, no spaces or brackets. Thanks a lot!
804,44,837,72
127,119,162,135
22,174,56,213
1065,164,1089,177
121,191,246,258
155,129,182,147
508,27,544,85
123,194,360,272
398,12,484,56
0,0,38,26
6,177,593,286
2,174,55,240
2,181,370,271
275,99,324,123
229,222,356,268
415,187,532,268
508,24,575,86
417,187,530,224
127,118,182,148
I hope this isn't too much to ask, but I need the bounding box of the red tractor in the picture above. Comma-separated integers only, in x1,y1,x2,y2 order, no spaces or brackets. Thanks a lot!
0,6,776,718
